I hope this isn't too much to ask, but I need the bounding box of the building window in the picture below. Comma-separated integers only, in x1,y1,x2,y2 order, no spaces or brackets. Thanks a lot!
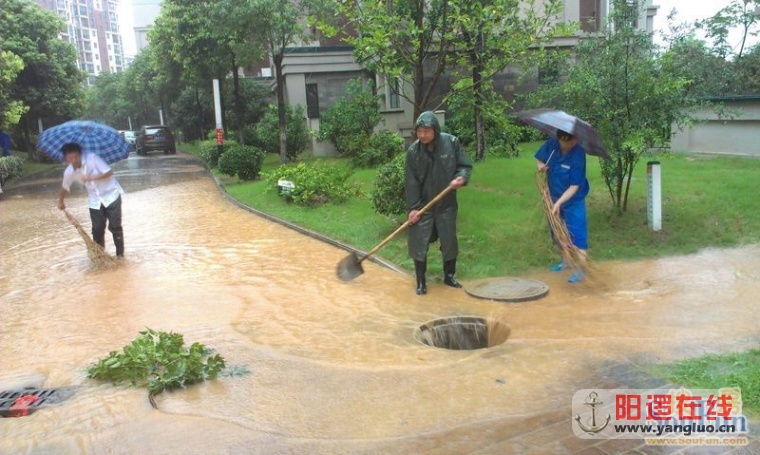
388,77,400,109
579,0,600,33
306,83,320,119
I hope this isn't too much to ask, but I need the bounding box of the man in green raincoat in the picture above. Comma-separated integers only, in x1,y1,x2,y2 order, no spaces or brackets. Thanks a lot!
405,111,473,295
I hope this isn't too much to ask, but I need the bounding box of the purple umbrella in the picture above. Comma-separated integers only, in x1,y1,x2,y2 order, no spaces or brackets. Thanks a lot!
516,109,610,160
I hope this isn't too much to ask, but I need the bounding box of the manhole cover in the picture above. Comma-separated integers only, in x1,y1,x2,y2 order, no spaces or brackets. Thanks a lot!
465,277,549,302
0,386,78,418
414,316,510,350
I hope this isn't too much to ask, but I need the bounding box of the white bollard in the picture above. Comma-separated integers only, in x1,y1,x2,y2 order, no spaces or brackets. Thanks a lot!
647,161,662,231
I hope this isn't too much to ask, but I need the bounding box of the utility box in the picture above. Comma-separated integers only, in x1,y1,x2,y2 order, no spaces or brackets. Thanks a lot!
647,161,662,231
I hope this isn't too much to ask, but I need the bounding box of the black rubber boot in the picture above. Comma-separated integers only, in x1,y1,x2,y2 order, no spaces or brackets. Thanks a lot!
414,260,427,295
443,259,462,288
113,232,124,258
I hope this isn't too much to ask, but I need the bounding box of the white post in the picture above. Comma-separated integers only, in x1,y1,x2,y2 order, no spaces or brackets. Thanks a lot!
213,78,224,153
38,118,44,133
159,109,164,125
647,161,662,231
128,116,133,130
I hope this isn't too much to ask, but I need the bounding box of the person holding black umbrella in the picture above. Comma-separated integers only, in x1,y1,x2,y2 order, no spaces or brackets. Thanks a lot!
57,143,126,258
405,111,472,295
534,129,589,283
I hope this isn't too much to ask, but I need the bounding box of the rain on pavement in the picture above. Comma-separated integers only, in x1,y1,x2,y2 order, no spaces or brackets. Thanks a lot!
1,152,759,453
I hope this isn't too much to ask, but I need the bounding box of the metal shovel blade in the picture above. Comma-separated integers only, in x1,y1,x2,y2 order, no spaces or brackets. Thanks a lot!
336,252,364,282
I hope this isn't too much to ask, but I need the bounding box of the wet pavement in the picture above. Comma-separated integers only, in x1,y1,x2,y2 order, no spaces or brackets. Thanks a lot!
1,151,758,454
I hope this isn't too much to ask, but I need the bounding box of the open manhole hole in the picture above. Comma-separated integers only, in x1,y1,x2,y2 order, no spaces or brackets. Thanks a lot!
414,316,510,350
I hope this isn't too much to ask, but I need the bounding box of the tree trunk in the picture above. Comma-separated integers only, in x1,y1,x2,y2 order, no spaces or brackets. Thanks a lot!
194,88,205,141
413,1,425,121
473,31,486,161
274,52,288,164
231,57,245,145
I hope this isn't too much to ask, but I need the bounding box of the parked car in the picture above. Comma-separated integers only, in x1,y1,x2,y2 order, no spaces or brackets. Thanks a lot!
119,130,137,151
136,125,176,156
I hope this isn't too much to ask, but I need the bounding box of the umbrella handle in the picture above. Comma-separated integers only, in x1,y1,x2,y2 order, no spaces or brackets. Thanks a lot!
545,149,555,167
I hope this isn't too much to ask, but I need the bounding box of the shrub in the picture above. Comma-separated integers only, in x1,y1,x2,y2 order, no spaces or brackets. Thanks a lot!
199,139,239,168
217,144,266,180
264,161,361,207
371,152,406,217
199,141,222,168
0,155,25,186
351,130,405,168
253,104,309,161
318,79,383,156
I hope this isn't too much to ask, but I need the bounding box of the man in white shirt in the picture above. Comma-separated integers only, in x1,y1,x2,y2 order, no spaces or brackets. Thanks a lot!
57,143,125,258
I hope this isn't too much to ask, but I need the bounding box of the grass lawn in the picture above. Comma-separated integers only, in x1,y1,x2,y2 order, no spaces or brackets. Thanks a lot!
646,350,760,417
14,151,61,178
182,142,760,281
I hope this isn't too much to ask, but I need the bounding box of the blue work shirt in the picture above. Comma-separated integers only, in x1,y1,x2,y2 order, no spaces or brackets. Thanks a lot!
534,138,589,203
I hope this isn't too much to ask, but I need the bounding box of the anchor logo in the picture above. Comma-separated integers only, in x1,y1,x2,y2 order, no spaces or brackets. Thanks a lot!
575,391,611,434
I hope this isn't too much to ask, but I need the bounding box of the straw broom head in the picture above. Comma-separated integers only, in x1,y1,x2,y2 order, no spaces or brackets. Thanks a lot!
63,210,118,267
535,172,586,272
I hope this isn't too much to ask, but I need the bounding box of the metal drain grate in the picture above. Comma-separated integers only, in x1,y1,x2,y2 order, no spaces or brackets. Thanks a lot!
0,387,78,418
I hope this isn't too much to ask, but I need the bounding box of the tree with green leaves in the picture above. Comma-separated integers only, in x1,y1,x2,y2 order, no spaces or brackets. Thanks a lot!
0,0,85,155
323,0,567,161
148,1,225,132
240,0,319,163
697,0,759,60
448,0,565,160
84,72,134,129
659,35,733,98
149,0,263,143
322,0,458,121
529,0,700,213
121,50,165,128
0,50,27,129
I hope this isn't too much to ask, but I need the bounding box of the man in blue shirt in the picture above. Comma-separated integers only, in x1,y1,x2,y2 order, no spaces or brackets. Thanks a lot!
534,129,589,283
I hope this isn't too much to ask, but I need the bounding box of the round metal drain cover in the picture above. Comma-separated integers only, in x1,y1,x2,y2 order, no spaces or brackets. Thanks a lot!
465,277,549,302
414,316,510,350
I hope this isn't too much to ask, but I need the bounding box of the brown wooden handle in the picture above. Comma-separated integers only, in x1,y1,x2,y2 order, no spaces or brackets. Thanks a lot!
360,185,455,261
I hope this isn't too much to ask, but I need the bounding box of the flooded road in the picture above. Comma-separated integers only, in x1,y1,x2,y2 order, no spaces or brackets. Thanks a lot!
1,153,758,454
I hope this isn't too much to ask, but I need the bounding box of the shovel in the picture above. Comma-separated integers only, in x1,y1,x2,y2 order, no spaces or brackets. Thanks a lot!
336,185,454,282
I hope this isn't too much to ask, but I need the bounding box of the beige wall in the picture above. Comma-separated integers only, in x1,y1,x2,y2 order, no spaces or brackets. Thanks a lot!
670,99,760,156
281,49,416,156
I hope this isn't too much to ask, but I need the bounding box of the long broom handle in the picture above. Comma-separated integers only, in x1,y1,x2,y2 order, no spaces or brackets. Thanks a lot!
63,209,81,228
359,185,455,261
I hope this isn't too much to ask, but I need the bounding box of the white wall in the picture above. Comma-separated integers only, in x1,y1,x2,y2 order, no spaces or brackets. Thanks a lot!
670,99,760,156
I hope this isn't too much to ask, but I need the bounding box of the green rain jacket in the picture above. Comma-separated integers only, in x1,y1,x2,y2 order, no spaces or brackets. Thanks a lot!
405,111,473,262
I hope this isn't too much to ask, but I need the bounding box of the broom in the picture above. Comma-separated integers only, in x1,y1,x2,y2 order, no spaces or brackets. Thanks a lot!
535,172,587,274
63,209,118,267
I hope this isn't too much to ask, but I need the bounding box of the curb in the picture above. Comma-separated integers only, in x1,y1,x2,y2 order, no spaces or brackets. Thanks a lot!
197,155,410,278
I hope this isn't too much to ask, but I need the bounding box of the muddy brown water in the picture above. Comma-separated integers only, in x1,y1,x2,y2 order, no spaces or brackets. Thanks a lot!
1,153,759,453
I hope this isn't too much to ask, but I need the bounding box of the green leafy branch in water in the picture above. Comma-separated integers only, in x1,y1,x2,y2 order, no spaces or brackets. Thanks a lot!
86,328,227,409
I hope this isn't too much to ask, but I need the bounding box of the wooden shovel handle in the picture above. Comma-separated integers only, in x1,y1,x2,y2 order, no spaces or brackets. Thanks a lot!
361,185,454,261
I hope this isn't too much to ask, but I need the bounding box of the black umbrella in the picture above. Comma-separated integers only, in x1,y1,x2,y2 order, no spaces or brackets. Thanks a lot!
516,109,610,159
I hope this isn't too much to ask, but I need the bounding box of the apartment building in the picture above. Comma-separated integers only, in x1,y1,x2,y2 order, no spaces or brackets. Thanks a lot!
37,0,126,85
